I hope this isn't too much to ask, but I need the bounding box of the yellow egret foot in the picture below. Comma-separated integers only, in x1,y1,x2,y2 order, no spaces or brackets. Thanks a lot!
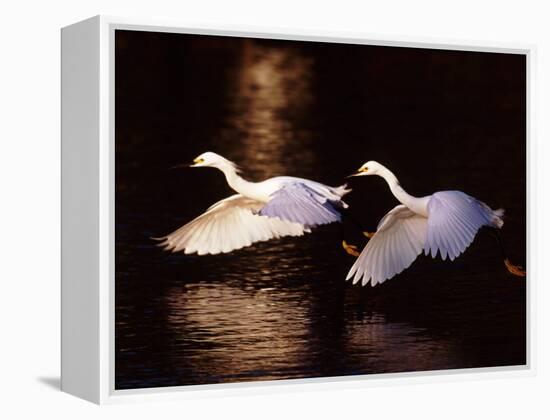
363,231,375,238
504,259,526,277
342,240,360,257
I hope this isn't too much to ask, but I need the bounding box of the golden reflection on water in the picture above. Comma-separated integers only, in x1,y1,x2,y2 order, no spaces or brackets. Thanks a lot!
343,312,457,372
164,278,460,383
215,40,317,179
165,282,312,382
163,242,319,382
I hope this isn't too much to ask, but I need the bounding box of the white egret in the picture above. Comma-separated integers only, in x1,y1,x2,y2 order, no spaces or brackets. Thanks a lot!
346,161,526,286
156,152,351,255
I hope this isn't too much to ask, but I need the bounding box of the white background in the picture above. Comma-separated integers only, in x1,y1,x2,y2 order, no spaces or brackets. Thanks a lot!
0,0,548,418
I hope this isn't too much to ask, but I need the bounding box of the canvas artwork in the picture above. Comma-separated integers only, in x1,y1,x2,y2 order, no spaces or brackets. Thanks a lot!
114,29,526,390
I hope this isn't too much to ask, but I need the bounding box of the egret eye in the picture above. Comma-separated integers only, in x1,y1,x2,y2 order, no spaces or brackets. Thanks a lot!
360,166,369,172
193,158,204,164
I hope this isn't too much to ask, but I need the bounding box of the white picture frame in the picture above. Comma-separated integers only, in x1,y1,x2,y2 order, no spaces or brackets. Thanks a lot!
61,15,534,404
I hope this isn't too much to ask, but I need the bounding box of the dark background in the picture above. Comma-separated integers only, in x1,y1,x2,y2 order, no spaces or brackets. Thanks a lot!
115,30,526,390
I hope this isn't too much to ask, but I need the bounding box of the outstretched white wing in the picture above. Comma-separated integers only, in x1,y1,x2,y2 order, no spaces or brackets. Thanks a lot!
259,182,343,227
157,194,308,255
346,205,428,286
424,191,502,261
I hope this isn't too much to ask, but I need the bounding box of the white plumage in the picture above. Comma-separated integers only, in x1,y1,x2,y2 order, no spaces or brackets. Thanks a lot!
157,152,350,255
348,205,427,286
159,195,307,255
346,161,514,286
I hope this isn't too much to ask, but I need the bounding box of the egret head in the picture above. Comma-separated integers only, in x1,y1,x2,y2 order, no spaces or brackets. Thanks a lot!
190,152,225,167
349,160,385,177
189,152,240,172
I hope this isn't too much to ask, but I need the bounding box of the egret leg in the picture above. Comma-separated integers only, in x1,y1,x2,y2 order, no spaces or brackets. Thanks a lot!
342,240,360,257
340,210,372,257
486,227,526,277
504,258,526,277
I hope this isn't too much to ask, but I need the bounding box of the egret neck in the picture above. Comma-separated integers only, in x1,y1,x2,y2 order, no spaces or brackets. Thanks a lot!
216,161,265,201
378,166,429,216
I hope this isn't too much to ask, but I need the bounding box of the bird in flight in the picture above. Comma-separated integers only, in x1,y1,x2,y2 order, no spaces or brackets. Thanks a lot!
156,152,351,255
345,161,526,286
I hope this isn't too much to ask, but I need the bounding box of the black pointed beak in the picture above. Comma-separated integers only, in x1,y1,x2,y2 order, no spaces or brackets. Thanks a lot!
169,163,192,170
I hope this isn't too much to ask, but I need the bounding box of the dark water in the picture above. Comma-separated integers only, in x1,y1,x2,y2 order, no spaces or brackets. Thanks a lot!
115,31,527,389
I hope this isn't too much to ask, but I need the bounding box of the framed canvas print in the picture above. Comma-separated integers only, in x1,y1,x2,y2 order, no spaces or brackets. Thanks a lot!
61,15,533,404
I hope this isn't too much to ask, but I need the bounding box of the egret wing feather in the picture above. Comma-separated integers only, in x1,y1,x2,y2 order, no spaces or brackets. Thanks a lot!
346,205,428,286
157,194,307,255
259,182,343,227
424,191,500,261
